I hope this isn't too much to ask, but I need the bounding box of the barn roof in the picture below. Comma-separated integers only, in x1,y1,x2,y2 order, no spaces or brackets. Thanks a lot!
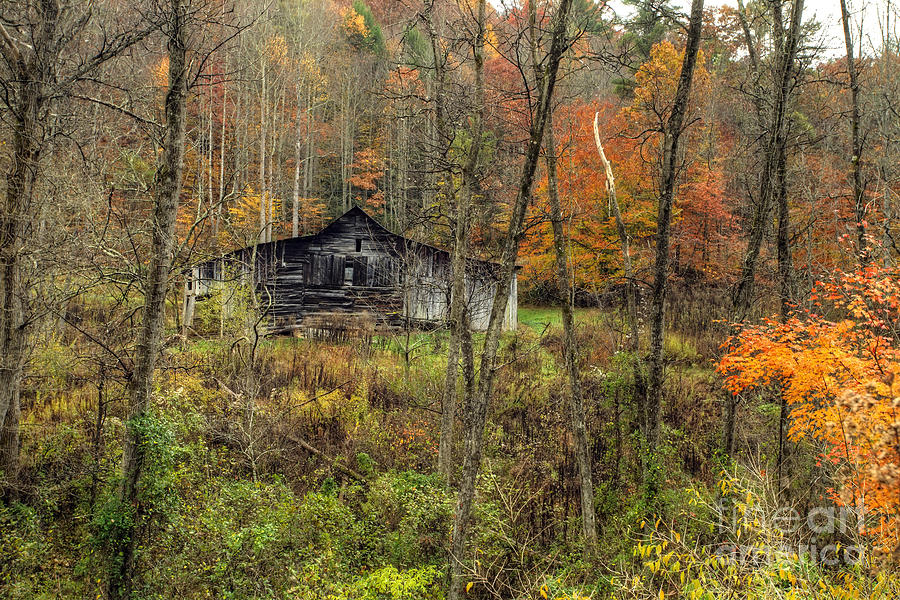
193,205,517,269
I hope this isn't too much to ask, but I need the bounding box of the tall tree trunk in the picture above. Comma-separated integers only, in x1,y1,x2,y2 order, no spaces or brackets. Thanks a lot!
207,85,214,228
775,148,795,319
546,112,598,552
0,103,38,480
340,85,352,212
441,42,478,483
644,0,705,502
259,57,268,243
0,4,148,478
593,114,639,352
725,0,803,458
303,83,314,225
593,113,647,449
840,0,868,262
268,83,280,241
428,0,465,481
732,0,804,320
774,150,794,490
775,0,802,323
735,0,760,74
723,0,759,457
292,83,303,238
217,37,227,236
447,1,574,598
0,1,59,479
528,0,597,551
108,2,188,596
728,0,804,474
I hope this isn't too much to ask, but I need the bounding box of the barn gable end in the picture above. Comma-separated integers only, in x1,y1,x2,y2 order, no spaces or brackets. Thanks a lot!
184,207,517,332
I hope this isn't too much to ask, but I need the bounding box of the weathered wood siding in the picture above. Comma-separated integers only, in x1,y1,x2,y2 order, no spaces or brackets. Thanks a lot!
186,207,517,331
265,210,407,325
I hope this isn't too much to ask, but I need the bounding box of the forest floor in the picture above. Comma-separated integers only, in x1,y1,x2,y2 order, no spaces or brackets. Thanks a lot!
1,298,897,599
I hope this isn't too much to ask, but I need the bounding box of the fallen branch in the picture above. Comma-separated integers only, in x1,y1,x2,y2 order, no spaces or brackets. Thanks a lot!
287,434,367,482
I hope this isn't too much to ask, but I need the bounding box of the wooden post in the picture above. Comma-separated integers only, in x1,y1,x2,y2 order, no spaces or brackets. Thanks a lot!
182,267,197,331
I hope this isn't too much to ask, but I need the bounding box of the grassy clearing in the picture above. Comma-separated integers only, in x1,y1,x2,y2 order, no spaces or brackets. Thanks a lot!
517,305,608,332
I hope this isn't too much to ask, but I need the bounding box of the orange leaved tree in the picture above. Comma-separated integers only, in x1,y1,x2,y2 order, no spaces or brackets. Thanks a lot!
718,264,900,562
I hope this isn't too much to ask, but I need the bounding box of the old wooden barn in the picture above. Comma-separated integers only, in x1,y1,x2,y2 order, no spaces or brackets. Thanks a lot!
183,207,518,332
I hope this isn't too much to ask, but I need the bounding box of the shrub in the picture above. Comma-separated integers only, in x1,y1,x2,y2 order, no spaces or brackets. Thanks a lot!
363,471,453,567
612,467,898,599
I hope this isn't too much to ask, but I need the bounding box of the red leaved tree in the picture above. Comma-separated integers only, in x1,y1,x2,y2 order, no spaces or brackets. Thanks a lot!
718,263,900,563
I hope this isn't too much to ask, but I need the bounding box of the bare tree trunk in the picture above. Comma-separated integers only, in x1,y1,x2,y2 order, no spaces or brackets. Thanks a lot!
109,2,188,596
0,2,55,480
259,56,268,243
776,0,802,323
340,84,352,212
0,102,37,480
447,1,574,597
217,49,227,236
725,0,803,467
840,0,869,262
775,149,795,319
292,82,303,238
774,142,794,486
207,84,214,229
775,122,797,494
235,52,246,194
440,52,477,482
732,0,804,320
722,389,737,456
527,0,597,551
438,327,459,477
735,0,760,73
593,114,639,351
644,0,705,502
268,81,280,241
427,0,465,480
546,112,598,552
593,113,648,449
723,0,761,457
0,2,147,477
303,82,314,227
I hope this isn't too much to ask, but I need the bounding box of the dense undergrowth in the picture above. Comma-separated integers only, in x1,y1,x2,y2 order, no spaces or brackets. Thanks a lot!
1,289,897,598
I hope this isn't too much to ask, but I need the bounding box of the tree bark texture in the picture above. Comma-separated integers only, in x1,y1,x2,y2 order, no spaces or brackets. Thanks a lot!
840,0,868,262
644,0,705,501
447,0,574,597
546,112,598,552
109,2,188,596
731,0,804,320
0,0,58,478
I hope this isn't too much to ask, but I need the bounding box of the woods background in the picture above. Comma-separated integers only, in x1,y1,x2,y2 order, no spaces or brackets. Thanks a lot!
1,0,899,598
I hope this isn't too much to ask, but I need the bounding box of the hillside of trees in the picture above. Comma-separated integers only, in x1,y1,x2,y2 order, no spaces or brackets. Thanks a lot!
1,0,899,598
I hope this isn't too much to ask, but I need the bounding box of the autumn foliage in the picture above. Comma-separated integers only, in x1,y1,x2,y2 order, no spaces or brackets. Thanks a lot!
521,40,739,298
718,264,900,562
